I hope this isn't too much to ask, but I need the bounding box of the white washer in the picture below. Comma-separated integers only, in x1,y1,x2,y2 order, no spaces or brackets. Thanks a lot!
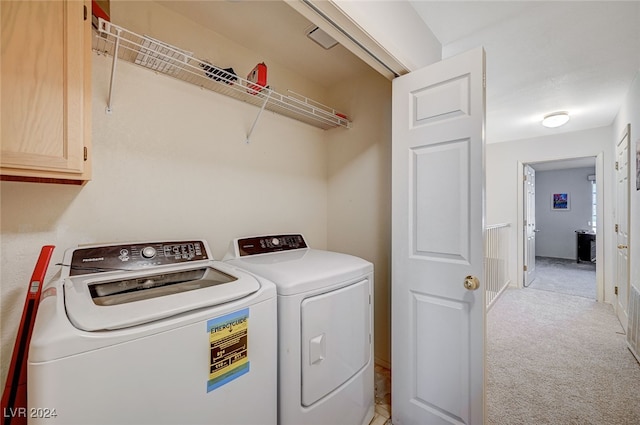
224,234,374,425
28,240,277,425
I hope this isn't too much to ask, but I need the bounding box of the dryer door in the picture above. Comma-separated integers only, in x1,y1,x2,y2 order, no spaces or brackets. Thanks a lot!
300,278,371,406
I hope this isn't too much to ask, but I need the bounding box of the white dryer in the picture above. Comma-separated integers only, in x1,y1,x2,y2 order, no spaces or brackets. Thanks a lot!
224,234,374,425
28,240,277,425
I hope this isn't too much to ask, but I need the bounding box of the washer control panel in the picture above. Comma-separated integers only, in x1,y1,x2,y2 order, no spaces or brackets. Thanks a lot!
69,240,209,276
237,234,307,257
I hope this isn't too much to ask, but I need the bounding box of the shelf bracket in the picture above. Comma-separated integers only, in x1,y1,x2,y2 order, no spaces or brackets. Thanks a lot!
246,89,272,144
105,27,122,114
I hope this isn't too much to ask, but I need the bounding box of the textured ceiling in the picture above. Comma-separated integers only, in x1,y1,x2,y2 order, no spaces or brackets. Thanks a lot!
410,1,640,143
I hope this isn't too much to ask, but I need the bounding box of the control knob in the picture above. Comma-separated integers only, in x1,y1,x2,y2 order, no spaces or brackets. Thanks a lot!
141,246,157,259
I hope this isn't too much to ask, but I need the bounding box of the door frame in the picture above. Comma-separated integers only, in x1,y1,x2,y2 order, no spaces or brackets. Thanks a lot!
523,164,537,286
615,123,631,329
516,153,604,301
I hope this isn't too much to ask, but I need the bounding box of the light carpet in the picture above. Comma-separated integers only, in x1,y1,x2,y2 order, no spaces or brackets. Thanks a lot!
487,288,640,424
527,256,596,299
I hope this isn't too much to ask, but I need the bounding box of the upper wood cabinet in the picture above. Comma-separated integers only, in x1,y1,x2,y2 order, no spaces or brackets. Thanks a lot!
1,0,91,184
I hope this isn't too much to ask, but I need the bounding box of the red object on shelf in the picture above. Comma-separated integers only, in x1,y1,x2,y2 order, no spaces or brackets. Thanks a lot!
247,62,267,94
1,246,55,425
92,0,110,22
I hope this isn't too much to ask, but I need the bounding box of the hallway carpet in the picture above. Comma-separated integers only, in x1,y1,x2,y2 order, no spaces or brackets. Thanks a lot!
487,288,640,425
527,256,596,299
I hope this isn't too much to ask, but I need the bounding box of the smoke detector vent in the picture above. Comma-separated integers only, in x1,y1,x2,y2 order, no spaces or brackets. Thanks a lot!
305,26,338,50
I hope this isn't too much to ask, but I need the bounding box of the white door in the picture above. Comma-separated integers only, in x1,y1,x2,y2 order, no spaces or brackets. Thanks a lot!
524,164,537,286
615,124,630,330
392,47,486,425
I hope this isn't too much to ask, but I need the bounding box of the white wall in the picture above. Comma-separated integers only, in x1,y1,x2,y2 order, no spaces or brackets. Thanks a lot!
535,167,596,259
486,126,613,300
613,71,640,293
326,72,392,367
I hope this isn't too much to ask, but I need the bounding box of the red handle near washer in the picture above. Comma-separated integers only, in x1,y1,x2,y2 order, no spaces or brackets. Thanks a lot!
1,245,55,425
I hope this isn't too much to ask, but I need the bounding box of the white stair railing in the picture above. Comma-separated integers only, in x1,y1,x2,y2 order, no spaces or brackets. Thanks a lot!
627,285,640,363
485,223,511,311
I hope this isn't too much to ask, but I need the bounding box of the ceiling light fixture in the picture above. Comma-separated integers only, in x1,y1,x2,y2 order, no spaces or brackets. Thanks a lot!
542,111,570,128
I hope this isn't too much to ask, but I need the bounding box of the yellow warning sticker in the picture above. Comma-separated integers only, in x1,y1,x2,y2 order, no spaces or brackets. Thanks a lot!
207,308,249,392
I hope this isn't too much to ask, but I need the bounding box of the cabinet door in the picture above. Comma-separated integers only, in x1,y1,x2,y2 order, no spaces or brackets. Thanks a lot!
1,0,91,182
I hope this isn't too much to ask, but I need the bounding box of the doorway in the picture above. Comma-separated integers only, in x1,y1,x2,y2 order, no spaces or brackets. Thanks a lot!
528,257,597,298
520,155,602,300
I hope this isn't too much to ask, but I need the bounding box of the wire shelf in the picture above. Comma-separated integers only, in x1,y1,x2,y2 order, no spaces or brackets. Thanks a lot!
92,19,351,131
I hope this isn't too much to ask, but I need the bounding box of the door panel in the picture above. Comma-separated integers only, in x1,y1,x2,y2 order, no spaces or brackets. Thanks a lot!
524,165,537,285
412,140,469,261
412,74,470,124
392,47,486,425
413,292,470,423
616,124,630,330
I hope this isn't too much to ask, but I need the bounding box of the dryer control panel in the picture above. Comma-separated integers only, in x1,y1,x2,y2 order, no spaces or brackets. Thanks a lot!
237,234,307,257
69,241,209,276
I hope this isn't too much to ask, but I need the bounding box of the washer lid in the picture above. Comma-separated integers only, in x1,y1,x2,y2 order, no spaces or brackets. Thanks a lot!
225,249,372,296
64,261,260,331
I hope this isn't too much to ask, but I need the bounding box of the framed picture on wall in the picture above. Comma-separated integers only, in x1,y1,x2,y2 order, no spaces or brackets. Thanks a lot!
552,193,570,210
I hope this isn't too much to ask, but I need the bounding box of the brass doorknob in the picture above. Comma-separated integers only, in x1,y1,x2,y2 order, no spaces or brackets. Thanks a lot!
618,244,628,249
464,275,480,291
